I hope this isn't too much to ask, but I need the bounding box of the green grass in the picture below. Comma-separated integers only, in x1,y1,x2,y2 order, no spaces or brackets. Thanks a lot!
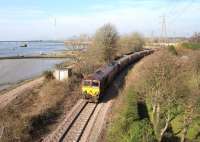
107,87,156,142
107,49,200,142
187,120,200,140
171,115,200,140
182,42,200,50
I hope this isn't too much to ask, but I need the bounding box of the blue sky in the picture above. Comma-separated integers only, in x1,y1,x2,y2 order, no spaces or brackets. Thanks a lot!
0,0,199,40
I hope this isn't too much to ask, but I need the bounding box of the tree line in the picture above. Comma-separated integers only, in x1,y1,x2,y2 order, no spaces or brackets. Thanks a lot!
75,23,145,75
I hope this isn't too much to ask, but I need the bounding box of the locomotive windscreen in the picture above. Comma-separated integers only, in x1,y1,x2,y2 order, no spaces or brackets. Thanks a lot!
92,81,100,87
83,80,91,86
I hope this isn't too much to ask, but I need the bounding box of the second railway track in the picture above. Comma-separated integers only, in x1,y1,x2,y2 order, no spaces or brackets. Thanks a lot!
43,99,98,142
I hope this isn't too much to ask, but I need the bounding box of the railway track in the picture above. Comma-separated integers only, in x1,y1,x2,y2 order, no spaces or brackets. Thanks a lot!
43,99,98,142
42,51,155,142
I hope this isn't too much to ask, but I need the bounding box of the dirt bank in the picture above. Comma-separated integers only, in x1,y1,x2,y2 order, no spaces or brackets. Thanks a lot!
0,77,44,110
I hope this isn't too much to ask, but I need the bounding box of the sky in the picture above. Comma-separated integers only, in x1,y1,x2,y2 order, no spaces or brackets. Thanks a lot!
0,0,199,41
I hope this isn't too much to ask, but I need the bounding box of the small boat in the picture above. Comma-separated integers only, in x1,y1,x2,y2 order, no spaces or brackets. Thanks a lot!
20,43,28,47
40,51,46,55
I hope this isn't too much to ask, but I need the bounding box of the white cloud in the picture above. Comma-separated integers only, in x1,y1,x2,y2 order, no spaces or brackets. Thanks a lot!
0,0,200,40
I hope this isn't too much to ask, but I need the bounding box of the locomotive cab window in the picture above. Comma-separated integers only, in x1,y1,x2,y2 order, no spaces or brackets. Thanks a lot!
92,81,99,87
83,80,91,86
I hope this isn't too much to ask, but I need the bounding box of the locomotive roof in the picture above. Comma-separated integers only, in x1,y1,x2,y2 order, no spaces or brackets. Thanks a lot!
85,62,117,81
84,50,152,81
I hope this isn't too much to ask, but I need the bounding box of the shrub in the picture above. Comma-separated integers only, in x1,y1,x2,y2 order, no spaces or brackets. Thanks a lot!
107,86,156,142
43,71,54,80
118,33,145,56
168,45,177,55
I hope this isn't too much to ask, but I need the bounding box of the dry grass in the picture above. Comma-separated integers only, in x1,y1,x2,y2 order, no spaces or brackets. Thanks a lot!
0,78,81,142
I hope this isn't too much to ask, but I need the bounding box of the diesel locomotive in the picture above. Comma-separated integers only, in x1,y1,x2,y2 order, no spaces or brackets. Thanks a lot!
82,50,153,102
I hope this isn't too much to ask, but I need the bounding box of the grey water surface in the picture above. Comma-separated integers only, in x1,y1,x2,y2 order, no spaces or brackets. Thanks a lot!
0,41,71,57
0,41,69,91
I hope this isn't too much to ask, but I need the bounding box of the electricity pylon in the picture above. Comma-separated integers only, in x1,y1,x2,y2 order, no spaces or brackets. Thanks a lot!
160,15,167,47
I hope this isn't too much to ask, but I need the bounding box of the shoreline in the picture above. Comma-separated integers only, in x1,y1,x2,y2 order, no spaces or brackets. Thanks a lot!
0,50,78,60
0,50,79,92
0,77,44,109
0,75,43,95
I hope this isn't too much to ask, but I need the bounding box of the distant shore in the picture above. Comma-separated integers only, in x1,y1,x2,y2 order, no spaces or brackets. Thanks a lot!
0,75,42,95
0,50,80,92
0,59,65,92
0,50,78,60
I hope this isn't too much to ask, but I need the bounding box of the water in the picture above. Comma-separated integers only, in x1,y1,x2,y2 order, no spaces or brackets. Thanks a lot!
0,41,71,57
0,41,70,91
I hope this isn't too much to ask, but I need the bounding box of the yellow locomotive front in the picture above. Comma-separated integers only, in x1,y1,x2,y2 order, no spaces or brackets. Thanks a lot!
82,80,100,102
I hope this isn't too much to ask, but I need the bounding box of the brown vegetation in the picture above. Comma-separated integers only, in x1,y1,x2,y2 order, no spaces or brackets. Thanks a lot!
74,24,119,76
106,48,200,142
93,23,119,64
0,23,146,141
0,77,81,142
43,71,55,80
76,24,144,77
117,32,145,56
189,32,200,43
133,49,200,141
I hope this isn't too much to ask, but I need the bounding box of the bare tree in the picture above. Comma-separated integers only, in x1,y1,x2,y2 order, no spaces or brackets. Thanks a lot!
137,51,189,141
180,96,200,142
180,53,200,142
64,34,92,50
190,32,200,43
93,23,119,63
118,32,145,55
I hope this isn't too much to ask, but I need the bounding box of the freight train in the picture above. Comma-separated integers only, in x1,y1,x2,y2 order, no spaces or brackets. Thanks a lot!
81,50,154,102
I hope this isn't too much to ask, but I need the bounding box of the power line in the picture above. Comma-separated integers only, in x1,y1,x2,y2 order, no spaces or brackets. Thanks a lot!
166,2,180,17
168,0,195,24
160,0,195,37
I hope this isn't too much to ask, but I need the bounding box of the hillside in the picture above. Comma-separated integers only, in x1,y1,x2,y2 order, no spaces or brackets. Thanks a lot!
105,48,200,142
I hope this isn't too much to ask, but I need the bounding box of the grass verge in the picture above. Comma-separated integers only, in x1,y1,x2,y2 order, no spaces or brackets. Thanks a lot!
181,42,200,50
106,76,156,142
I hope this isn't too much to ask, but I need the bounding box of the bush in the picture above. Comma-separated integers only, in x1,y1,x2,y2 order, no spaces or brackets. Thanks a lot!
118,33,144,56
107,87,156,142
168,45,177,55
43,71,54,80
